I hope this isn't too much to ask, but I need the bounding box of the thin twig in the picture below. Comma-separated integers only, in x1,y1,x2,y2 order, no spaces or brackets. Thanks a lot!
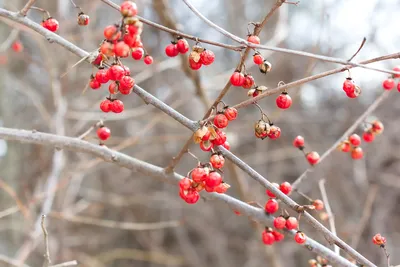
49,260,78,267
41,215,51,267
319,179,339,255
0,28,19,52
348,37,367,62
381,246,390,267
19,0,37,16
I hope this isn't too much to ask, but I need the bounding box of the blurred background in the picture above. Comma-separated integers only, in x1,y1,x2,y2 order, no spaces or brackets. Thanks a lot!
0,0,399,266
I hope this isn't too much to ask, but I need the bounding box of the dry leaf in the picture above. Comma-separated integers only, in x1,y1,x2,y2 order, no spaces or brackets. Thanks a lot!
193,126,208,144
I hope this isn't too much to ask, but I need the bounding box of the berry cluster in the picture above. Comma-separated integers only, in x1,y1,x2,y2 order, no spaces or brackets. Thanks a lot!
261,227,284,245
342,76,361,98
293,135,320,165
382,66,400,91
253,106,281,140
187,44,215,70
308,256,332,267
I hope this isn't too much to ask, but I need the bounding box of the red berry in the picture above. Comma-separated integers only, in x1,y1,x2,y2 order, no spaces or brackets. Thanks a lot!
200,50,215,65
362,131,375,143
273,216,286,229
119,76,135,91
95,68,110,84
42,18,59,32
383,78,395,90
253,54,264,65
108,65,125,81
103,25,120,40
184,189,200,204
266,183,279,198
372,233,386,246
108,82,118,94
165,43,179,57
144,55,153,65
131,47,144,60
120,1,138,17
234,210,241,215
100,42,114,57
114,41,130,57
272,231,284,242
179,177,192,190
393,66,400,78
339,141,351,152
265,198,279,214
123,33,137,47
11,41,23,52
293,135,305,148
295,231,307,244
343,78,355,94
279,182,292,195
371,120,384,134
192,167,209,183
89,78,101,89
351,147,363,160
199,140,213,151
214,183,228,193
189,57,202,70
285,217,298,230
312,199,324,210
100,99,112,113
262,230,275,245
211,130,227,146
210,154,225,169
247,35,260,44
77,13,90,26
268,125,281,140
242,75,255,89
230,71,245,86
97,127,111,141
224,107,238,121
202,130,211,141
349,134,361,146
176,39,189,54
204,171,222,188
222,141,230,150
276,93,292,109
92,54,103,66
306,151,320,165
214,113,229,128
111,99,124,113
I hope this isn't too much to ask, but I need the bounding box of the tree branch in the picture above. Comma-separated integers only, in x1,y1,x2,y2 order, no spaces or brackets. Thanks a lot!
19,0,37,16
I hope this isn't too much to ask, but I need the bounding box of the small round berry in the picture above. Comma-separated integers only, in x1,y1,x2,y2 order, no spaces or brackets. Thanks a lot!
306,151,320,165
189,57,202,70
144,55,153,65
222,141,230,150
293,135,305,148
185,189,200,204
108,65,125,81
295,231,307,244
123,33,137,47
200,50,215,65
247,35,260,44
214,113,229,129
224,107,238,121
100,42,114,57
214,183,229,193
42,18,59,32
199,140,213,151
372,233,386,246
276,92,292,109
120,1,138,17
285,217,298,230
100,99,112,113
273,216,286,229
111,99,124,113
12,41,23,52
346,86,361,98
176,38,189,54
119,75,135,91
108,82,118,94
191,167,209,183
103,25,120,40
338,141,351,152
114,41,130,57
97,127,111,141
268,125,281,140
253,54,264,65
131,47,144,60
371,120,384,134
77,12,90,26
234,210,241,215
179,177,192,190
230,71,245,86
349,134,361,146
266,183,279,198
211,130,227,146
279,182,292,195
89,78,101,90
272,231,284,242
312,199,324,210
95,68,110,84
343,78,355,94
351,147,363,160
165,43,179,57
262,230,275,245
204,171,222,188
362,131,375,143
393,66,400,78
242,75,255,89
210,154,225,169
264,198,279,214
382,78,395,90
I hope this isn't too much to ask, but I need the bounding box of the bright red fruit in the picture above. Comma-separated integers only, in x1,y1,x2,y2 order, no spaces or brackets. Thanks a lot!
351,147,363,160
214,183,228,193
120,1,138,17
95,68,110,83
199,140,213,151
211,130,227,146
293,135,305,148
111,100,124,113
214,113,229,128
11,41,23,52
131,47,144,60
42,18,59,32
108,65,125,81
90,78,101,89
371,120,384,134
383,78,395,90
393,66,400,78
279,182,292,195
339,141,351,152
276,93,292,109
243,75,255,89
306,151,320,165
285,217,298,230
312,199,324,210
165,43,179,57
264,199,279,214
262,230,275,245
362,131,375,142
176,39,189,54
97,127,111,141
372,233,386,246
191,167,209,183
210,154,225,169
100,42,114,57
273,216,286,229
108,82,118,94
119,76,135,91
180,188,200,204
272,231,284,242
230,71,245,86
247,35,260,44
253,54,264,65
204,171,222,188
122,65,131,76
349,134,361,146
100,99,112,113
144,55,153,65
295,231,307,244
189,57,202,70
114,41,130,57
103,25,120,40
268,125,281,140
224,107,238,121
266,183,279,198
179,177,192,190
200,50,215,65
343,78,355,93
123,34,137,47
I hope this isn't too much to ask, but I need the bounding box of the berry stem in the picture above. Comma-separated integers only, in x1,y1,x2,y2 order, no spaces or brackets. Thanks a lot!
69,0,84,12
380,245,390,267
187,149,201,165
347,37,367,62
29,6,51,18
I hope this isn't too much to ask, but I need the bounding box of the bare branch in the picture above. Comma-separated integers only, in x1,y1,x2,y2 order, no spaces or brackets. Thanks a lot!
49,261,78,267
19,0,37,16
41,215,51,267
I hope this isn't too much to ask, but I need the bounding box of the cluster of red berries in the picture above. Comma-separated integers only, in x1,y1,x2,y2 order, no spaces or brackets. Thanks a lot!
382,66,400,91
254,117,281,140
293,136,320,165
230,71,254,88
178,164,229,204
308,256,332,267
372,233,386,246
363,120,384,142
97,125,111,141
41,17,59,32
342,76,361,98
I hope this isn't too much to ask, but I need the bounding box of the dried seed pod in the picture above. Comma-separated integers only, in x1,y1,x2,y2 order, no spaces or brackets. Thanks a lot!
124,16,139,25
256,85,268,91
193,125,209,144
254,120,270,135
247,88,256,97
354,85,362,96
259,60,272,74
77,12,90,26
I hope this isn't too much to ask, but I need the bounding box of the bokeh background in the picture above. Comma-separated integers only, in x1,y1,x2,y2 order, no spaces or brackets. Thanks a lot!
0,0,399,266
